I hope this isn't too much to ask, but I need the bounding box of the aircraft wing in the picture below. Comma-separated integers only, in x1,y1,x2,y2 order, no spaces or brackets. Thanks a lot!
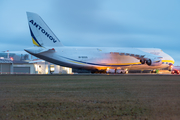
112,48,162,59
110,48,163,66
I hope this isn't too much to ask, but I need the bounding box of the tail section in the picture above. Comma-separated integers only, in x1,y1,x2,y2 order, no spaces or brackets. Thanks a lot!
26,12,63,47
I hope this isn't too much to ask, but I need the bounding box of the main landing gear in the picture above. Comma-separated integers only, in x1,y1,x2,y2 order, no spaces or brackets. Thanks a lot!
91,68,128,74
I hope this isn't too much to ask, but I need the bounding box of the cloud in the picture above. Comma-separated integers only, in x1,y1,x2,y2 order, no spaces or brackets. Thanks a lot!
0,0,180,64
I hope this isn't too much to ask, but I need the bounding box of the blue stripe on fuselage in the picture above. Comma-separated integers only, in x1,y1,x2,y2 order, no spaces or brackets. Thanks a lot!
60,56,141,67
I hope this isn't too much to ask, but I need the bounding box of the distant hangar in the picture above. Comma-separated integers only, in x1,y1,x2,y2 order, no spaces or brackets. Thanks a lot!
0,52,72,74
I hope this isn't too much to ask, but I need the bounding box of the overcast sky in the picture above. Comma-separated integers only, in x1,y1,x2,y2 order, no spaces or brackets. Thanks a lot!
0,0,180,65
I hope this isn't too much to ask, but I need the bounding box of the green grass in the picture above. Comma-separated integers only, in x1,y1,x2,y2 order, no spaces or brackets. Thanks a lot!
0,75,180,119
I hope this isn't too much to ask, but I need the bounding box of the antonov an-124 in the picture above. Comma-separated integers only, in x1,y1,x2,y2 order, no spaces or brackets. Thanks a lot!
25,12,174,74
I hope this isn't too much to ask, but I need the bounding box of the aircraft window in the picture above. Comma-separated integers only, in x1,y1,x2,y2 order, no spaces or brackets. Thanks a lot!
166,62,168,64
162,62,164,64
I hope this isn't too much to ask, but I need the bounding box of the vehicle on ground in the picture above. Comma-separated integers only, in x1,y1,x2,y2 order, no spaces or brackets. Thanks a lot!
171,69,179,74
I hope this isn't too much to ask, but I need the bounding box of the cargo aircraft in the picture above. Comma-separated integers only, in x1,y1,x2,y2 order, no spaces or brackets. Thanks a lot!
25,12,174,73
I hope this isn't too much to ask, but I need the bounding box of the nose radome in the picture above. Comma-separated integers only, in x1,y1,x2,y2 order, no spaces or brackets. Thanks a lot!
166,54,175,64
170,56,175,64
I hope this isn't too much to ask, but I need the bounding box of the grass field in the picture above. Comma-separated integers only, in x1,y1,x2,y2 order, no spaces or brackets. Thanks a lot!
0,75,180,120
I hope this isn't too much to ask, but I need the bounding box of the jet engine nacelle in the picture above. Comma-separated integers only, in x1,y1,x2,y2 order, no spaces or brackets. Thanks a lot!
146,58,162,66
140,59,145,64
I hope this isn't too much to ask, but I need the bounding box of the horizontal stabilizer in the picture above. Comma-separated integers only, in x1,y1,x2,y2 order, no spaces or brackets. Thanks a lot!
24,47,55,54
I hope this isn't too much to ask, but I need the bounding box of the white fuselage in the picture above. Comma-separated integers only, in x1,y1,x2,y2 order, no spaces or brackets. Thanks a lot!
25,12,175,72
25,46,174,71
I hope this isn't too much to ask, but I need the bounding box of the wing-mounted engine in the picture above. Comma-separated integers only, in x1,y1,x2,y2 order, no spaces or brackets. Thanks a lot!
140,58,162,66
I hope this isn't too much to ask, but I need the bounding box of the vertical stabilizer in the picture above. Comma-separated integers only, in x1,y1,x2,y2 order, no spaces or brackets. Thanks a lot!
26,12,63,47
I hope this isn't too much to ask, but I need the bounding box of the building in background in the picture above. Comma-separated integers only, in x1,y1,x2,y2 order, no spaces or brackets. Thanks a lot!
29,60,72,74
0,51,72,74
0,58,13,74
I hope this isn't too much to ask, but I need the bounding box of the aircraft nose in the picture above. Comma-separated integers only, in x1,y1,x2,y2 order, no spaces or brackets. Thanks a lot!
168,54,175,64
171,56,175,64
